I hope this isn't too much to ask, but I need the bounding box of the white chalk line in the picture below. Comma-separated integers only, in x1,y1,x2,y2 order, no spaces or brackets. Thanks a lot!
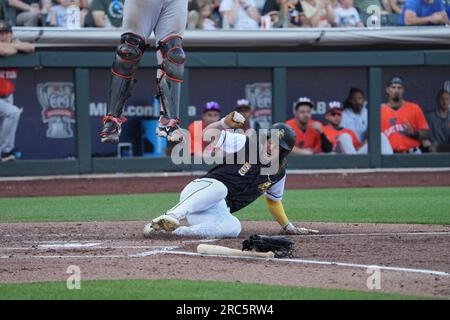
0,245,181,251
159,250,450,277
301,231,450,238
15,247,449,277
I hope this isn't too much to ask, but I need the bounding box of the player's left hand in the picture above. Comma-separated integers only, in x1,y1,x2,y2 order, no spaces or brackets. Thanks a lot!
282,222,319,235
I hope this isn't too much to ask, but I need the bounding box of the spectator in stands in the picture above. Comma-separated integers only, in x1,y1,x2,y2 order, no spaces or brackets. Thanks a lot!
323,101,363,153
48,0,86,28
399,0,449,25
426,90,450,152
91,0,124,28
187,0,200,30
219,0,261,29
7,0,42,26
341,87,394,154
334,0,364,26
381,76,431,154
285,97,332,154
234,98,256,131
188,101,221,156
262,0,304,28
341,87,367,143
0,20,34,161
354,0,390,16
198,2,220,29
388,0,406,14
300,0,335,27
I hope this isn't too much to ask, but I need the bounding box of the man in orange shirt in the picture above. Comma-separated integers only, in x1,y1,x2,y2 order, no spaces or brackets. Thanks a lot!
188,101,221,156
381,76,431,153
285,97,332,154
322,101,362,154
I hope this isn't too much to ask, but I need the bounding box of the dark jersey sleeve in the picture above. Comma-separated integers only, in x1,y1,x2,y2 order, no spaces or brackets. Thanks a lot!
262,0,279,15
320,133,333,153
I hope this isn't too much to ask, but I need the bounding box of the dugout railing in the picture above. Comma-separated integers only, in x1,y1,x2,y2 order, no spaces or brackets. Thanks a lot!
0,29,450,176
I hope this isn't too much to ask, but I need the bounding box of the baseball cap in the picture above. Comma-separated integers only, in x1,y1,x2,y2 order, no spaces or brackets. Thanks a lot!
327,101,343,114
388,76,404,87
203,101,221,113
295,97,314,110
0,20,12,33
235,99,251,111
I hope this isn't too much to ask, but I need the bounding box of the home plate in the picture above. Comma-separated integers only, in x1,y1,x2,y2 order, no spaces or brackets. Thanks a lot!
38,243,102,249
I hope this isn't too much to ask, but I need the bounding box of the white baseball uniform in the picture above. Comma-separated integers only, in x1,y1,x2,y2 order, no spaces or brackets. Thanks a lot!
0,95,21,155
167,131,287,238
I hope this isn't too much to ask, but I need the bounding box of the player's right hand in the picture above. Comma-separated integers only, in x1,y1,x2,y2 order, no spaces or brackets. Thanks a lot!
310,121,323,134
282,222,319,235
222,111,245,129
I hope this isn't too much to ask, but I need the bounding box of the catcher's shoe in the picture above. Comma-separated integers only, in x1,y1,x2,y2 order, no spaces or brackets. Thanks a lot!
151,214,180,232
100,115,127,143
156,117,186,142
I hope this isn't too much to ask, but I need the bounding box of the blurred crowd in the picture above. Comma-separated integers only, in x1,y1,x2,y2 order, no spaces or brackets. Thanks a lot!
188,78,450,158
0,0,448,29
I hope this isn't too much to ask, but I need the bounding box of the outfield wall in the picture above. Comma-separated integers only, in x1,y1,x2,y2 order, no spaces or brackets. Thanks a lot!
0,29,449,176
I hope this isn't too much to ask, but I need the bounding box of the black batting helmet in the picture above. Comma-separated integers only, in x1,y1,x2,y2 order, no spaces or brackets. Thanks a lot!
269,122,296,151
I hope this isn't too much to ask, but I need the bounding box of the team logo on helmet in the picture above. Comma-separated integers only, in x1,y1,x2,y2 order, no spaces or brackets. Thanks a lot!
258,181,273,193
276,129,285,139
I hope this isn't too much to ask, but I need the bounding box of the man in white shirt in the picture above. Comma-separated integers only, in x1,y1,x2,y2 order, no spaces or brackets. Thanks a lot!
341,88,368,143
220,0,260,29
340,88,393,154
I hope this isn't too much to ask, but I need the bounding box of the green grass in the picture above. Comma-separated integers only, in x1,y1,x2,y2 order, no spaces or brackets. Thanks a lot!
0,279,428,300
0,187,449,224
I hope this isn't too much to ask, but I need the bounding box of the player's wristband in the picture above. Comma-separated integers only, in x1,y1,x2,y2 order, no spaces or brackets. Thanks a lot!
220,117,230,129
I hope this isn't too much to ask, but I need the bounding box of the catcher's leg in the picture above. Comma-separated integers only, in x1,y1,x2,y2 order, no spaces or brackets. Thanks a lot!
153,0,188,142
100,32,146,143
154,36,186,142
173,200,241,238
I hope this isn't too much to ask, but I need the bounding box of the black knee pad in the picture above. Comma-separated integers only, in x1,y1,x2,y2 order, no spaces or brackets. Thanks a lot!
158,36,186,82
112,33,146,77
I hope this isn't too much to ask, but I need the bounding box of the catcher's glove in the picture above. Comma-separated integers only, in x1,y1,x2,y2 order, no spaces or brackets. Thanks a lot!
242,234,294,258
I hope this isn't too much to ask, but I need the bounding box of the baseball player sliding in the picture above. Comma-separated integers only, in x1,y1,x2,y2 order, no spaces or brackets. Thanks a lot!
101,0,188,143
143,111,319,238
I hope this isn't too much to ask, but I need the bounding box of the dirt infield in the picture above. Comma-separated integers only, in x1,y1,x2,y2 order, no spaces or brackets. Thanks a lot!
1,221,449,298
1,170,449,198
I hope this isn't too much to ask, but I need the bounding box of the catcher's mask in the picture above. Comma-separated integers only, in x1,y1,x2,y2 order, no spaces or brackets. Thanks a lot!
267,123,296,161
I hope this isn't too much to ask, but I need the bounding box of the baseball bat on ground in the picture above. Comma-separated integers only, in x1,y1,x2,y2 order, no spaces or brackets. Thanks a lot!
197,244,275,258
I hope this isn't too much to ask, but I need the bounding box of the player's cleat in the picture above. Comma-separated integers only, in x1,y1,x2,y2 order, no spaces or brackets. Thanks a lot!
100,115,127,143
142,223,167,238
150,214,180,232
156,117,185,142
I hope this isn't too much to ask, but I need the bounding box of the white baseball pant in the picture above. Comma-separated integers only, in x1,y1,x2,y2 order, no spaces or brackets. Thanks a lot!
0,95,21,154
167,178,242,238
